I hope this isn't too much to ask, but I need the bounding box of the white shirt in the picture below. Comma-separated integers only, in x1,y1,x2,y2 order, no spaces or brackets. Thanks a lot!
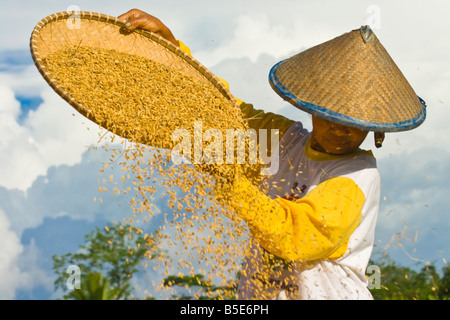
237,122,381,300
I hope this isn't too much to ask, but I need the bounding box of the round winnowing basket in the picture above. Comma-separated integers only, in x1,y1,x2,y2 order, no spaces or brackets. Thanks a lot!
29,11,240,144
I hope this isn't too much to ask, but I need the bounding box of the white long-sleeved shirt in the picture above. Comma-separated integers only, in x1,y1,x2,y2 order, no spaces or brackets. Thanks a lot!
234,116,380,300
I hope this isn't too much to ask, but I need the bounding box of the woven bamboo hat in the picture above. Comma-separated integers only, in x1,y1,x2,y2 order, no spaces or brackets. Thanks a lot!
269,26,426,133
29,11,238,140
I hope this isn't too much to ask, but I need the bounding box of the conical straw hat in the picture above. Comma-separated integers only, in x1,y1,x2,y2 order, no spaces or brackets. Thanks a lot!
269,26,426,132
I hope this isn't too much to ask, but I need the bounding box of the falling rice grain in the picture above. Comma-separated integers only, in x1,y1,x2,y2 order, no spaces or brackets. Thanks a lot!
42,45,270,299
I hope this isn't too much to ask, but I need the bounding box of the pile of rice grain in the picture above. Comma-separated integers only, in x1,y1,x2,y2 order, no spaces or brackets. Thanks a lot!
43,48,235,136
42,45,267,299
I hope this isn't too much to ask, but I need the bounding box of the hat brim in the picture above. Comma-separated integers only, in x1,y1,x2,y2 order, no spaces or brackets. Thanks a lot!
269,59,426,132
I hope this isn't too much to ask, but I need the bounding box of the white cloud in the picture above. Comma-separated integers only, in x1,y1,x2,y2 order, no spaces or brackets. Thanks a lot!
0,64,46,99
194,11,333,68
0,82,104,191
195,13,290,66
0,85,46,191
23,88,102,168
15,239,54,299
0,208,27,299
0,85,21,118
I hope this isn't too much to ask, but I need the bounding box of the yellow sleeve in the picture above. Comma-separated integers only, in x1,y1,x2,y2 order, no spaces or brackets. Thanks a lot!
177,40,192,56
238,101,294,138
231,176,365,261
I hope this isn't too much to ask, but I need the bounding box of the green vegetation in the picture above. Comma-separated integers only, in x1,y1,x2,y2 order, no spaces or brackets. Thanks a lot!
52,222,158,300
52,222,449,300
368,256,450,300
162,274,237,300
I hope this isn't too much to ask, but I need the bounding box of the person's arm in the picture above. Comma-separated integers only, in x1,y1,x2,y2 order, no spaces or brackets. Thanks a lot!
119,9,179,47
230,175,365,261
239,101,295,154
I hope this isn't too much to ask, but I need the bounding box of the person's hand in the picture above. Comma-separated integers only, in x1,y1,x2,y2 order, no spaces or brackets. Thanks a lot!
118,9,178,47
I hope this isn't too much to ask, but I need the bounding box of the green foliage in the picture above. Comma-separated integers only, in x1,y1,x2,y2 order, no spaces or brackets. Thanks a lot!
52,222,159,300
438,263,450,298
64,272,129,300
368,256,450,300
53,221,449,300
163,274,237,300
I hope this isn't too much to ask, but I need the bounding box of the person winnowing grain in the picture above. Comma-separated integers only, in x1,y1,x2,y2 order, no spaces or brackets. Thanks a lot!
119,8,426,300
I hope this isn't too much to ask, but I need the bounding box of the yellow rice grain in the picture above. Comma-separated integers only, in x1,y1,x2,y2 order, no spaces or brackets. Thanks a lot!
42,45,277,299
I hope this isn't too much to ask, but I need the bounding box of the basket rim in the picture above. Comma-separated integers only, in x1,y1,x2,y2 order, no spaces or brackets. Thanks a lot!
29,11,239,127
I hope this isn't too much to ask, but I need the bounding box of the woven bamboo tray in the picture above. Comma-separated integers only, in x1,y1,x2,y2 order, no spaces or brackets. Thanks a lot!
30,11,239,138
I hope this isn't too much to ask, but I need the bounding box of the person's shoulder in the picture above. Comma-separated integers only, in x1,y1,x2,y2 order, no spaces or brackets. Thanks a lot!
323,150,379,184
336,157,381,191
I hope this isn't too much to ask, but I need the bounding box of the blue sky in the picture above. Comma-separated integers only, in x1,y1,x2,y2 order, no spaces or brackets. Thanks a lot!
0,0,449,299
